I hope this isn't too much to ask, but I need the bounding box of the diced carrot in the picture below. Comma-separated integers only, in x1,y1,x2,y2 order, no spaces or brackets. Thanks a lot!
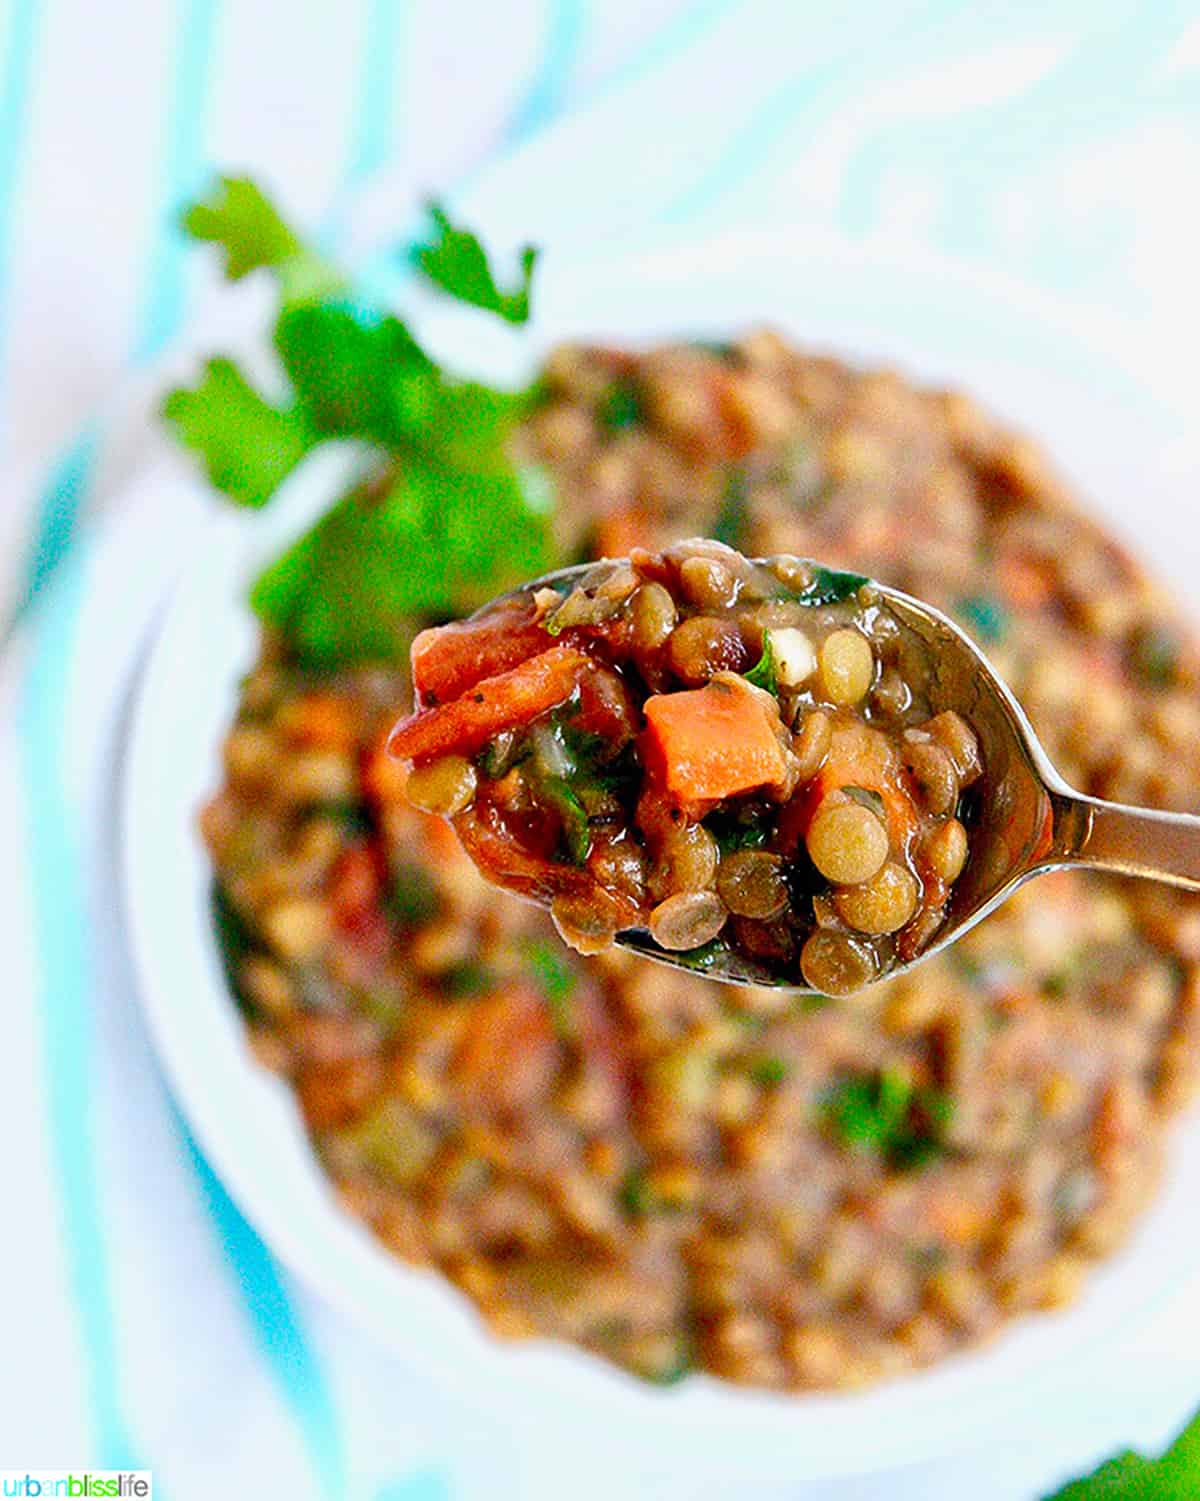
997,553,1054,612
411,598,552,706
641,678,789,807
330,842,382,920
362,735,411,806
389,646,593,765
450,983,560,1112
595,506,652,561
278,691,358,751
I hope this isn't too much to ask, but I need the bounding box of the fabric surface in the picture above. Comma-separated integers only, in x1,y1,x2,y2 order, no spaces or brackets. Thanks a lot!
3,3,1200,1497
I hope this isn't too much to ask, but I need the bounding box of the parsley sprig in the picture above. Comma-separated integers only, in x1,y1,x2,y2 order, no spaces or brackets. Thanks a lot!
164,177,556,664
1046,1409,1200,1499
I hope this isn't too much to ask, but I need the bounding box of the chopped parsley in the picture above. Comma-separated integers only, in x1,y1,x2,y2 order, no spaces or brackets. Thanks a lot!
599,380,643,431
524,938,577,1038
956,593,1008,645
704,808,770,854
744,632,777,694
385,862,441,928
841,785,886,819
714,466,749,549
436,960,497,997
799,564,870,606
210,881,260,1017
748,1055,789,1087
824,1068,953,1171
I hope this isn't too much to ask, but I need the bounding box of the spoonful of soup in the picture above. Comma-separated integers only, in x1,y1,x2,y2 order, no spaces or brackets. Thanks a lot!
387,538,1200,995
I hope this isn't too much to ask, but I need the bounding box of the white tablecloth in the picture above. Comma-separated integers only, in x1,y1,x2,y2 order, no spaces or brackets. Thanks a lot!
3,3,1200,1496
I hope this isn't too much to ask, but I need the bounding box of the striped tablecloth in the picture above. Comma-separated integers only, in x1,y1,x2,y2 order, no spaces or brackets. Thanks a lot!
3,3,1200,1497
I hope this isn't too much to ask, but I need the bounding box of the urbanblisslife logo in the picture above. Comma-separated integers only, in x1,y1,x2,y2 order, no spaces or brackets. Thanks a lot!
0,1477,151,1498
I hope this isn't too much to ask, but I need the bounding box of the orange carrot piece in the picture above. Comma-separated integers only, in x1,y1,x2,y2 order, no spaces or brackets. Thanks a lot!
411,599,552,706
389,645,592,764
641,678,789,806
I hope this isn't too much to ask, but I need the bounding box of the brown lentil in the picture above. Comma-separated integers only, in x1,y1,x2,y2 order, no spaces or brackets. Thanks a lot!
806,801,889,886
833,862,920,934
648,891,728,950
716,849,790,919
404,754,478,817
800,929,878,996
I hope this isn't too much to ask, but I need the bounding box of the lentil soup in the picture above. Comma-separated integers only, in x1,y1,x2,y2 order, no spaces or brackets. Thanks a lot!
390,542,982,994
200,331,1200,1392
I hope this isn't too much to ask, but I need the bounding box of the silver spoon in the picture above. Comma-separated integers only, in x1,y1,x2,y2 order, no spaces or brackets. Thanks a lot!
434,559,1200,990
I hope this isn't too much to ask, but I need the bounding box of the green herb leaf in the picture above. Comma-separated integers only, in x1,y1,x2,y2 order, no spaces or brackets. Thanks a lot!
842,785,886,819
183,176,341,304
704,809,769,854
524,938,577,1038
749,1055,789,1087
250,458,555,665
273,300,432,444
1131,624,1180,688
644,1332,694,1386
599,380,643,431
414,201,538,325
210,881,259,1017
436,960,498,997
659,939,727,974
311,799,374,836
385,862,441,928
744,632,777,694
541,777,592,865
618,1168,651,1219
168,177,557,667
1044,1407,1200,1499
800,564,870,606
162,359,319,508
713,466,749,548
956,593,1008,645
824,1069,952,1171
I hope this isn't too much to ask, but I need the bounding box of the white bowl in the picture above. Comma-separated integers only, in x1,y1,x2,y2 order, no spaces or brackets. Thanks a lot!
122,227,1200,1491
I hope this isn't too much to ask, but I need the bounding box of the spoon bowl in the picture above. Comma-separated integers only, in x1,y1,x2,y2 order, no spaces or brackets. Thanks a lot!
497,558,1200,991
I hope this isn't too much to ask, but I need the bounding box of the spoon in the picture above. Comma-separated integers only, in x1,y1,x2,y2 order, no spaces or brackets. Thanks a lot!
408,559,1200,991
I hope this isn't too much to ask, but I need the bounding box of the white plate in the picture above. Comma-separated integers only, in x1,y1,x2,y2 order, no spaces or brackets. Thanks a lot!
122,227,1200,1489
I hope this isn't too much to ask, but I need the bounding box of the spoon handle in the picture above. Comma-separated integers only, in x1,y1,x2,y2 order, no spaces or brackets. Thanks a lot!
1051,793,1200,893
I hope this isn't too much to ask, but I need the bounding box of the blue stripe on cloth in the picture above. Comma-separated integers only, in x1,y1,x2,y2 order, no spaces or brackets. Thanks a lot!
503,0,586,146
589,0,739,100
15,0,347,1490
345,0,405,187
179,1123,346,1499
0,0,41,381
133,0,221,362
662,0,965,223
15,542,146,1473
374,1470,450,1501
130,4,355,1490
16,0,219,615
13,425,101,622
